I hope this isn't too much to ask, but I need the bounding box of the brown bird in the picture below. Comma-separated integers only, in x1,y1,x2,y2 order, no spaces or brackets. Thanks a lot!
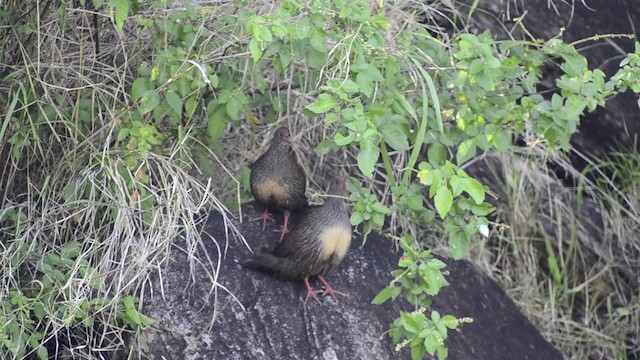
244,177,352,303
249,127,307,241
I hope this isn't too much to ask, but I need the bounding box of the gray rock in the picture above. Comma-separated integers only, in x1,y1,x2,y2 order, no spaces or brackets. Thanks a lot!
138,203,564,360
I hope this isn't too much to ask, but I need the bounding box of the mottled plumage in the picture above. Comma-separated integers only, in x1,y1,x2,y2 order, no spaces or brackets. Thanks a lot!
249,127,307,239
244,178,352,302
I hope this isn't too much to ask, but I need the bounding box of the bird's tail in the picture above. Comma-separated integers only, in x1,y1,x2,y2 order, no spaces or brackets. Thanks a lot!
242,253,298,280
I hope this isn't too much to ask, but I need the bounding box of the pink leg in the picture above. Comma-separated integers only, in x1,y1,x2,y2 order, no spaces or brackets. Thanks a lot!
252,208,273,230
279,212,291,241
304,278,322,304
273,211,291,241
319,277,345,301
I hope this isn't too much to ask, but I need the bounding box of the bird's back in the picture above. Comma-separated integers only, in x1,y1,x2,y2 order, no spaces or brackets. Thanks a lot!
250,146,307,212
272,197,352,279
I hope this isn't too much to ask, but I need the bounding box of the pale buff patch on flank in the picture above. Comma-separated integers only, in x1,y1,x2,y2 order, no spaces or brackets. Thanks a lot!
256,180,288,203
320,227,352,260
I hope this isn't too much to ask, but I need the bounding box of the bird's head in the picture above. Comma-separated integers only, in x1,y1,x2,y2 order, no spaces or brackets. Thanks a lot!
272,127,293,145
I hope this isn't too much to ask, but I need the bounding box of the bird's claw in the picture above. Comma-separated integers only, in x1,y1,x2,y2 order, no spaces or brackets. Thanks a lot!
274,225,290,241
252,209,273,230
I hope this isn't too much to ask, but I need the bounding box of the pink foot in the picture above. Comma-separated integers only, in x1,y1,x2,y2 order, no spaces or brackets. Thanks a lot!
304,278,322,304
319,277,345,301
273,212,291,241
253,209,273,230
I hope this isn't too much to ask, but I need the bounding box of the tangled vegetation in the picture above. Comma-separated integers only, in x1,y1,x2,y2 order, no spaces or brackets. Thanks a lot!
0,0,638,359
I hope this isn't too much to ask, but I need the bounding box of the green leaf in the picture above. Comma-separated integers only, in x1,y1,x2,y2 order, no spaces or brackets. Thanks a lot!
428,142,445,165
357,139,380,178
334,132,356,146
381,123,409,151
449,176,464,197
448,227,470,259
139,90,160,115
315,140,339,155
441,315,459,329
207,102,228,152
492,129,511,151
456,138,476,165
434,187,453,219
165,91,182,115
417,169,433,185
125,308,141,325
117,128,130,142
371,285,401,305
306,93,339,114
350,211,364,226
411,344,427,360
310,28,327,53
424,330,441,355
463,178,485,204
112,0,129,29
426,258,447,270
565,97,588,120
400,312,420,333
131,78,147,101
355,63,384,97
371,202,391,214
226,96,244,121
249,38,263,62
33,303,46,320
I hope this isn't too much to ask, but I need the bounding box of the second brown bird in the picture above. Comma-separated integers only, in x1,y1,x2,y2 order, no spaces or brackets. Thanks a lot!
244,177,352,303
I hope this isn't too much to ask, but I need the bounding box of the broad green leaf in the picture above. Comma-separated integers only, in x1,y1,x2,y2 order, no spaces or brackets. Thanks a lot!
207,101,228,152
357,139,380,178
139,90,160,115
117,128,130,142
441,315,459,329
131,78,147,101
125,308,141,325
417,169,433,185
314,140,339,155
249,38,263,63
464,178,485,204
334,132,356,146
424,330,440,355
493,129,511,151
565,97,588,120
381,123,409,151
456,138,476,165
165,91,182,116
112,0,129,29
406,194,423,210
434,187,453,219
448,227,469,259
470,202,494,216
310,28,327,53
428,142,446,165
226,96,244,121
350,211,363,225
185,97,198,117
370,202,390,214
371,285,401,305
449,176,464,197
355,63,384,97
306,93,339,114
411,344,427,360
426,258,447,270
400,312,421,333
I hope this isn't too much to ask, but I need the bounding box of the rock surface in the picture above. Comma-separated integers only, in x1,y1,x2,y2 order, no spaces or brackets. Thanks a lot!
138,203,564,360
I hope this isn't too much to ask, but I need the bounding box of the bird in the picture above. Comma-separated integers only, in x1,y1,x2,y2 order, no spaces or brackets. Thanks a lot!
249,127,307,241
244,177,352,303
